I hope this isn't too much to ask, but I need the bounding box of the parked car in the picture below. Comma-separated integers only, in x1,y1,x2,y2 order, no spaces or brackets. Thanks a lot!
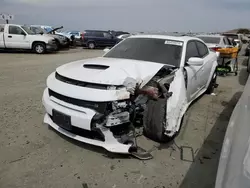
222,33,243,52
64,31,83,46
81,30,121,49
196,34,233,51
34,25,74,45
42,35,218,156
0,24,57,54
29,25,70,50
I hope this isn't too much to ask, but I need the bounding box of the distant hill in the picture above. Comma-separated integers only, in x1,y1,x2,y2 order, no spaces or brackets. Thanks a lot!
224,28,250,34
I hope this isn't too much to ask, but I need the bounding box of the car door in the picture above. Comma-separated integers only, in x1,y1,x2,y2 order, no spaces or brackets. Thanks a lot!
185,41,204,101
103,32,117,47
195,40,213,88
92,31,105,46
4,25,29,49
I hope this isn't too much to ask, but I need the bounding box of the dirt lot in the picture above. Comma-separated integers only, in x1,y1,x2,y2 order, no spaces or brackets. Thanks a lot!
0,48,248,188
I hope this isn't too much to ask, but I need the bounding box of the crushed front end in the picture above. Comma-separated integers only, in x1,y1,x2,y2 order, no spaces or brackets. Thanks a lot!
42,64,178,157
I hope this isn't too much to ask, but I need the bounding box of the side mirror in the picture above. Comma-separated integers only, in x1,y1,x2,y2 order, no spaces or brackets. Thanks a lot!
39,31,44,35
103,48,110,53
187,57,204,66
21,32,27,36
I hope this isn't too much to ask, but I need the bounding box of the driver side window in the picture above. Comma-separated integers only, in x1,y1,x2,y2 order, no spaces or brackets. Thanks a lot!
185,41,200,63
9,26,25,35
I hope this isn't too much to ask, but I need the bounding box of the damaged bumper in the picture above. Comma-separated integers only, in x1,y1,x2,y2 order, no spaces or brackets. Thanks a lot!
42,88,132,154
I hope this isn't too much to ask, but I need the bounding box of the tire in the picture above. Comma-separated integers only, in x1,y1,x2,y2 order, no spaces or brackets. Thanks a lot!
206,71,217,94
88,42,95,49
33,42,46,54
245,50,249,56
143,98,170,143
247,57,250,73
55,40,60,51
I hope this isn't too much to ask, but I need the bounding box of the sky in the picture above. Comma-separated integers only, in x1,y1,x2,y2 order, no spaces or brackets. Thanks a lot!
0,0,250,32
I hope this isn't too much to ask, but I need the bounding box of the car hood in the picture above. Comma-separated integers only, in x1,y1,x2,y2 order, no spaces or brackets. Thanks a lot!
56,57,166,87
34,35,54,41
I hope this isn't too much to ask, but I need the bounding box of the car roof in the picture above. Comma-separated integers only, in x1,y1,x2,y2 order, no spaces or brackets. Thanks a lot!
196,34,223,38
84,30,109,32
128,34,201,43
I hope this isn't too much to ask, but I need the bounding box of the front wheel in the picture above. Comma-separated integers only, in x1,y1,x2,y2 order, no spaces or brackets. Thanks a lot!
143,98,170,143
33,43,46,54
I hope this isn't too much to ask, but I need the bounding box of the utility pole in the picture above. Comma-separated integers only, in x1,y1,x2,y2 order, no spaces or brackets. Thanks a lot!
0,13,14,24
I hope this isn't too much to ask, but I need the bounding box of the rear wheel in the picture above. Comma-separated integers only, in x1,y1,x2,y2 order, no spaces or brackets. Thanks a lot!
33,42,46,54
143,98,170,143
88,42,95,49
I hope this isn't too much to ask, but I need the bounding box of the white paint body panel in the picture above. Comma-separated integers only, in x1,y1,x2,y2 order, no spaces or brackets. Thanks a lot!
43,34,218,154
56,57,165,86
0,24,53,49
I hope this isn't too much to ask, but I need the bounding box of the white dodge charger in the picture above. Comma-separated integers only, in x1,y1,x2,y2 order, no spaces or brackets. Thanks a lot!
42,35,218,157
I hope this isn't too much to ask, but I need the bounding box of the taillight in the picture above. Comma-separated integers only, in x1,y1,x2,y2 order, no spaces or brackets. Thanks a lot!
80,33,84,40
210,47,221,51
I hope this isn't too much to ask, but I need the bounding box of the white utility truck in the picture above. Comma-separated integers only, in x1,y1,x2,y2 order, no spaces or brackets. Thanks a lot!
0,24,57,54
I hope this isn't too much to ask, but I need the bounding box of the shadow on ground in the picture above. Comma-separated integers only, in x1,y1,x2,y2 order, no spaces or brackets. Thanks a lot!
49,126,131,159
179,92,242,188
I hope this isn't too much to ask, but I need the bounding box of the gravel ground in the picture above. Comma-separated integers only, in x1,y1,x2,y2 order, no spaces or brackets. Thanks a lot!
0,48,248,188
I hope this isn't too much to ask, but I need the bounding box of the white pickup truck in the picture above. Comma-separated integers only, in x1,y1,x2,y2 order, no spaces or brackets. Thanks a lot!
0,24,57,54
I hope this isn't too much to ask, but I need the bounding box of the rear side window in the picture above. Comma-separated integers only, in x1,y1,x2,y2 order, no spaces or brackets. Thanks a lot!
94,32,104,37
9,26,24,35
223,34,238,40
196,41,209,57
70,32,79,36
223,37,230,45
185,41,200,62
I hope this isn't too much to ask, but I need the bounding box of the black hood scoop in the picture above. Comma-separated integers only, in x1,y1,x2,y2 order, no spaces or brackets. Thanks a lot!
83,64,109,70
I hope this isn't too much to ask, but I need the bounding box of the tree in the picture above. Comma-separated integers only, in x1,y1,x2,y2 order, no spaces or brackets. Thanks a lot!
237,28,250,34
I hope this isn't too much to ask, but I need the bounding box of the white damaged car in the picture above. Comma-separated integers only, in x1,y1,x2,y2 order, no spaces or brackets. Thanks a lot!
42,35,218,158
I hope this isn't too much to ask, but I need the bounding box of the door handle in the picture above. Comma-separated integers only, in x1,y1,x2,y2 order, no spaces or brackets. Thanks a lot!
8,36,12,38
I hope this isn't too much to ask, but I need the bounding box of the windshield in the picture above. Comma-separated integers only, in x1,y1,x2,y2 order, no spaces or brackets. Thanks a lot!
104,38,183,67
44,27,53,33
197,36,220,44
21,26,35,35
30,27,46,34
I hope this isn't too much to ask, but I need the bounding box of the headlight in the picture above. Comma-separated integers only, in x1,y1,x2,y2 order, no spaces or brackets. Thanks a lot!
48,39,55,44
112,101,129,111
58,36,65,40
